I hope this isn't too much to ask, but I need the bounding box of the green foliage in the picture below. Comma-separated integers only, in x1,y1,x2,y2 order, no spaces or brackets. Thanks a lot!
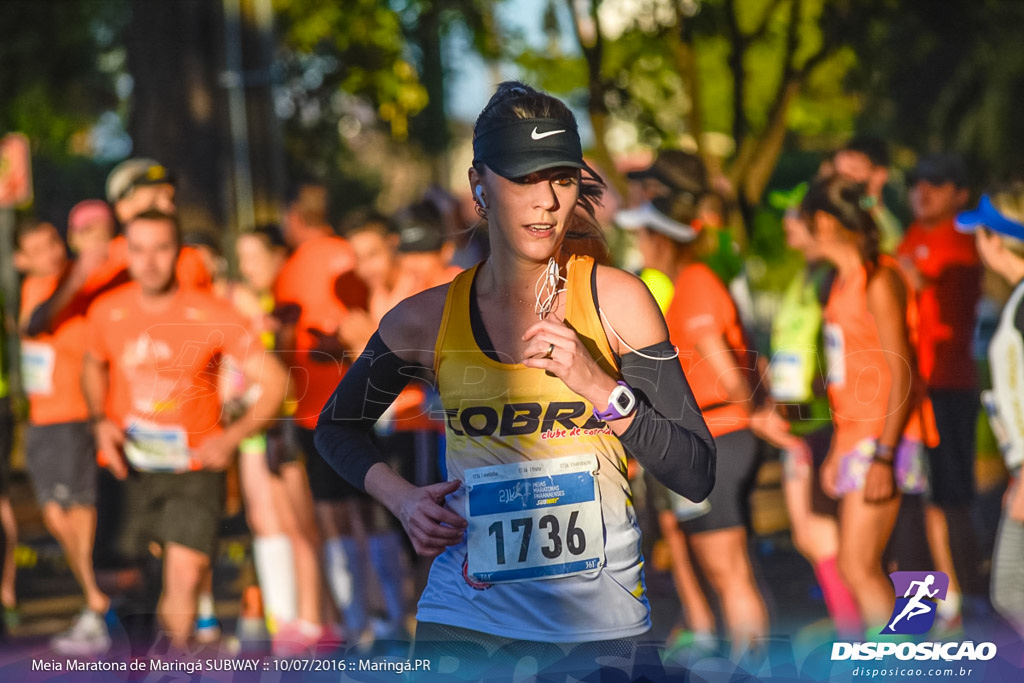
850,0,1024,183
0,0,126,156
275,0,428,139
515,0,861,148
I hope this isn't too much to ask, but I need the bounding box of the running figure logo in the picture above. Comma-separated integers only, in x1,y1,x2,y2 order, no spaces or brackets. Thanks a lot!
882,571,950,635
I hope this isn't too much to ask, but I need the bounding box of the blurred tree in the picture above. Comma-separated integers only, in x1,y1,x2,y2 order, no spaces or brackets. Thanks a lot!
401,0,502,184
852,0,1024,184
274,0,501,203
0,0,125,157
0,0,127,222
273,0,431,215
520,0,880,218
126,0,228,234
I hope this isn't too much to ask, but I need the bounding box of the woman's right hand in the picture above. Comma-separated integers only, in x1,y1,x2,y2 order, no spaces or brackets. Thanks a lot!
396,479,468,557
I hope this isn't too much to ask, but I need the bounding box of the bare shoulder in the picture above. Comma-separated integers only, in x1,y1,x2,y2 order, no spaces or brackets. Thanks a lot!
378,281,451,368
866,262,907,311
592,264,669,354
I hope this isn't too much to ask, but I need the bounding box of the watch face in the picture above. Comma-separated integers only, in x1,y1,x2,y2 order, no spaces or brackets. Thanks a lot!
615,392,632,411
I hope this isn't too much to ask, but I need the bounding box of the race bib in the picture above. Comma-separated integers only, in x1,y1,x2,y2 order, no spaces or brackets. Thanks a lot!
823,323,846,388
465,454,604,584
124,418,192,472
770,349,812,402
21,341,56,396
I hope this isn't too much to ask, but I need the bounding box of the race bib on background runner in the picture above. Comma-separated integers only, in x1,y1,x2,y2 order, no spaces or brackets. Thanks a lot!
769,349,813,403
465,454,605,584
21,341,56,395
124,418,192,472
823,323,846,388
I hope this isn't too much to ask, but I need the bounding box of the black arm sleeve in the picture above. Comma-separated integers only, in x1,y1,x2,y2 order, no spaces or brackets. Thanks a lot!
313,331,421,491
616,341,717,502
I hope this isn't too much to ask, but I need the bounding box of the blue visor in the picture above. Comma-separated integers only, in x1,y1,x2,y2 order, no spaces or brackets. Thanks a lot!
955,194,1024,241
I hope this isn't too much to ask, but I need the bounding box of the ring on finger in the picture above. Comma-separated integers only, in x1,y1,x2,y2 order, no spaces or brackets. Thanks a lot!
543,342,555,359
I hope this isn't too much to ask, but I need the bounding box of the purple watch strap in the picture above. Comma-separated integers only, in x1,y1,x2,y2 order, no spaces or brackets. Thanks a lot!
593,381,632,421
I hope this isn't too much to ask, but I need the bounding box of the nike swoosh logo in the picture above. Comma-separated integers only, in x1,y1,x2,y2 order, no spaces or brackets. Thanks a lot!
531,127,566,140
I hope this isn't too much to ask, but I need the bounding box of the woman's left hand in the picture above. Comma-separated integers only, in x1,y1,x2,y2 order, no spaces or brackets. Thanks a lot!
522,319,617,407
864,460,897,504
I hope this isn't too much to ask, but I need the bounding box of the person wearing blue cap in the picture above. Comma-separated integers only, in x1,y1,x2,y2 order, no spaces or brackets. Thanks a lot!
955,186,1024,636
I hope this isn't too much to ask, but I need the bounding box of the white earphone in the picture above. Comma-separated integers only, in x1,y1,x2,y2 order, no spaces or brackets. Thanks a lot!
475,185,487,208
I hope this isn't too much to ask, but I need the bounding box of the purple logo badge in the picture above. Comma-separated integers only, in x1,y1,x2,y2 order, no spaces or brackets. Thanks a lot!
882,571,949,635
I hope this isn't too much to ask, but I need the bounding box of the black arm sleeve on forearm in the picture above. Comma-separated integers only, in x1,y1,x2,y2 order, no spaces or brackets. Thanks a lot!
313,331,420,491
617,341,717,502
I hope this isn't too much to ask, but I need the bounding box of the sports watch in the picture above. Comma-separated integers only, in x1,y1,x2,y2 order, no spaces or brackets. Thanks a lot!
593,381,637,421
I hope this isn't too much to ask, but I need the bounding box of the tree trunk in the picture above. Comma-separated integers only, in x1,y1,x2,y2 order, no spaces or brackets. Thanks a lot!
740,78,801,207
126,0,228,237
409,3,450,188
239,0,286,228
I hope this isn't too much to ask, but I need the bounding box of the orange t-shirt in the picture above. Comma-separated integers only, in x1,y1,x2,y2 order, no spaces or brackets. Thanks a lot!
86,284,257,449
85,236,212,294
823,256,939,455
665,263,751,437
20,274,90,425
273,234,360,429
897,218,981,390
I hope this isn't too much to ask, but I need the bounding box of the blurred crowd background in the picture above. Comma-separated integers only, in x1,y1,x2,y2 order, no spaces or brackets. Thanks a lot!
2,0,1024,664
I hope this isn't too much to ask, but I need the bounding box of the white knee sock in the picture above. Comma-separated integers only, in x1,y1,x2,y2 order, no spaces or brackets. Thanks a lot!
197,591,215,621
253,534,297,632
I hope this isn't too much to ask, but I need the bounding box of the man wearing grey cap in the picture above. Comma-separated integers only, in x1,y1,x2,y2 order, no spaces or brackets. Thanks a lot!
105,158,176,225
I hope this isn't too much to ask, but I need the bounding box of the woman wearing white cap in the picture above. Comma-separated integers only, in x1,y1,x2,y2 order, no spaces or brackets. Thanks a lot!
617,183,773,655
314,82,716,665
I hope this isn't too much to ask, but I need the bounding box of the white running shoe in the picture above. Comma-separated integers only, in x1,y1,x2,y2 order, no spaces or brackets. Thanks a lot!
51,609,112,656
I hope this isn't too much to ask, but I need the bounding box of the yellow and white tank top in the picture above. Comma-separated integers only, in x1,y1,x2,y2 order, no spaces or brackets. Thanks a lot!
416,255,650,642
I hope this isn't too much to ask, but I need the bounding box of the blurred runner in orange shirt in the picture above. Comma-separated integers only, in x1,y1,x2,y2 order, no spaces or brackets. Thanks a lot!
805,175,937,634
16,219,112,656
273,184,371,639
82,210,288,652
897,153,981,632
617,165,778,655
229,225,333,654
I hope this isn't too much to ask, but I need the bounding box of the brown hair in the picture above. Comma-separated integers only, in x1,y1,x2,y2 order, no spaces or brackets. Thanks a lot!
988,183,1024,259
801,175,880,266
14,218,58,249
126,208,182,246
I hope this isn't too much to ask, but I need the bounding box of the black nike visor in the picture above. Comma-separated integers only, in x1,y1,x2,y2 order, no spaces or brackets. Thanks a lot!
473,118,600,181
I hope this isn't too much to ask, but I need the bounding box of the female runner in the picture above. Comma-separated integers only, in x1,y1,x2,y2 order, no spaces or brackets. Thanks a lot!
229,226,330,654
314,82,716,660
802,176,936,633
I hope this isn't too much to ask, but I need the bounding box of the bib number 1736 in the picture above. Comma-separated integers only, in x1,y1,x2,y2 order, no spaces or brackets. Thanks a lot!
465,455,605,583
488,510,587,565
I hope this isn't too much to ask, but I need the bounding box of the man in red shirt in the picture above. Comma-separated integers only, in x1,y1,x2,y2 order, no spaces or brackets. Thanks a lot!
83,210,288,650
897,153,981,630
